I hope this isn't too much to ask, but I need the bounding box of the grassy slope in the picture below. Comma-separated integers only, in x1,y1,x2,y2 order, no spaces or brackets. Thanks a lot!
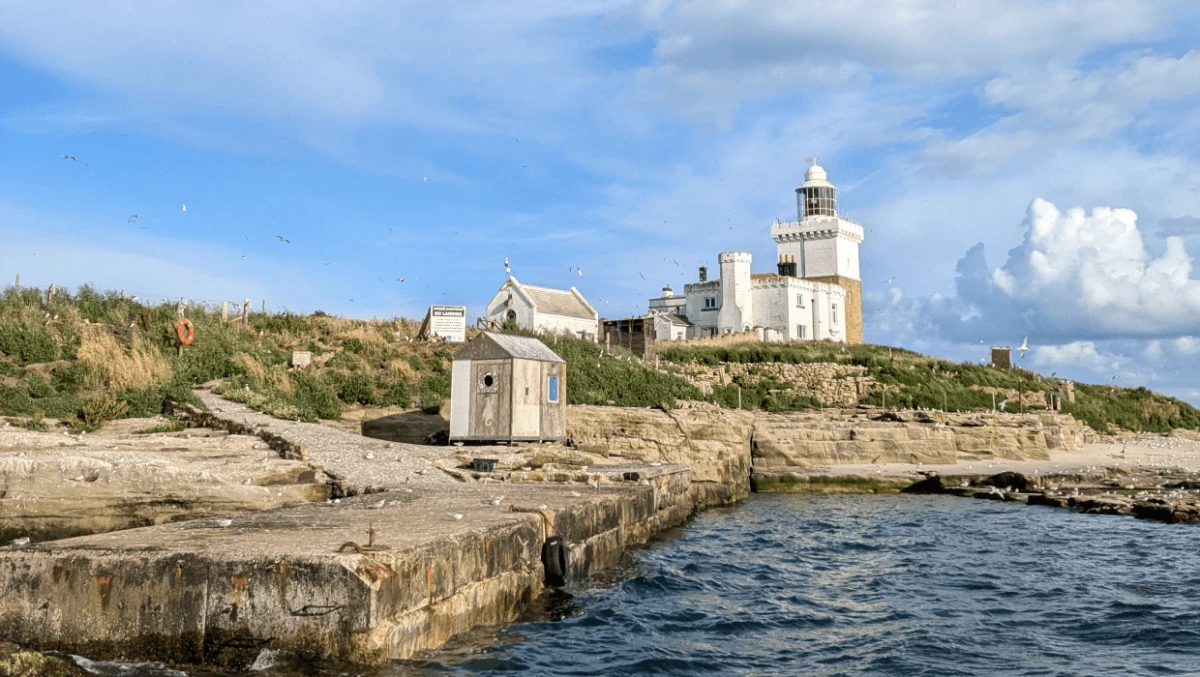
2,286,1194,434
0,286,698,428
659,342,1200,434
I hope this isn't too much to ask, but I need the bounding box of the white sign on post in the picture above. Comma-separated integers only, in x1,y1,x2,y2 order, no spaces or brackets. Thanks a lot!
425,305,467,342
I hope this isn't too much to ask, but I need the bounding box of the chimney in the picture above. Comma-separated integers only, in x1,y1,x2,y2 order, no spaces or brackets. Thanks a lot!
698,266,708,282
661,284,674,298
778,254,798,277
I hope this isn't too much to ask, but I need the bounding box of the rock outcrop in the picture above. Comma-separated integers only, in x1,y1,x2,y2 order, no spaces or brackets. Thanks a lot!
565,402,754,507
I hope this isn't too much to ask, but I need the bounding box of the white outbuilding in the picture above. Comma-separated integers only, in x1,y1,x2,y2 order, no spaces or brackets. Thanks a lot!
484,276,599,341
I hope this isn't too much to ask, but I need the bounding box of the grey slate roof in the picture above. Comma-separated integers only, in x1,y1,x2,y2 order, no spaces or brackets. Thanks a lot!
520,284,596,320
454,332,566,363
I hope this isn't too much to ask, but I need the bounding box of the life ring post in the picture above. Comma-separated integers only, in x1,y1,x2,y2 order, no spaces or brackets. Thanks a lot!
175,318,195,355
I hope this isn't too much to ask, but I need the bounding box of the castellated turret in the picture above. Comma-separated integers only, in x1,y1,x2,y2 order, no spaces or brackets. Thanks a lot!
717,251,753,333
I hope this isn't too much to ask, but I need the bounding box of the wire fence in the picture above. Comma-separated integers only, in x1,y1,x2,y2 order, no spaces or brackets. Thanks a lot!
5,273,282,317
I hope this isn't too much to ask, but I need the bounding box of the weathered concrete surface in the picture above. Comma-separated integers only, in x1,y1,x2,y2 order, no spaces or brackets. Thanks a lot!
0,461,694,667
188,389,465,495
0,420,330,543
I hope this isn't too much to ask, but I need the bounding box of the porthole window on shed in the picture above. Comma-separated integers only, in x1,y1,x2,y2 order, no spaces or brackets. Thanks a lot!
484,374,494,387
547,375,559,403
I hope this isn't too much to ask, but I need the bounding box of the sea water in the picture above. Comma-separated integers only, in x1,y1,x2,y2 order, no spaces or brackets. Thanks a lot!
404,494,1200,676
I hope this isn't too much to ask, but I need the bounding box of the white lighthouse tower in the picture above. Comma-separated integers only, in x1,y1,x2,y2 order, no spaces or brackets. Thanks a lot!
770,163,864,343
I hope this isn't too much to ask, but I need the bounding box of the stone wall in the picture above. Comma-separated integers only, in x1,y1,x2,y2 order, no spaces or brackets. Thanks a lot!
663,360,887,406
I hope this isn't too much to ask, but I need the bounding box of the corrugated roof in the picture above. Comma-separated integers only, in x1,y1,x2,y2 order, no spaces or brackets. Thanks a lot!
482,332,566,363
521,284,596,320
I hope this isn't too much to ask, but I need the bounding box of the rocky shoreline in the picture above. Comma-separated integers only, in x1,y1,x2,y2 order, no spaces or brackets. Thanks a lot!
3,394,1199,672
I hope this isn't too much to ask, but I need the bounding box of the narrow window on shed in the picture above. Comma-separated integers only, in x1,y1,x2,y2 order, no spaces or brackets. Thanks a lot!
548,375,559,403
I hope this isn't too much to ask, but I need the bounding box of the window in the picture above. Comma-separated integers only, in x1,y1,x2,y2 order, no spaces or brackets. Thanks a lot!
797,325,806,339
547,375,559,403
703,297,717,309
796,295,804,308
832,304,839,325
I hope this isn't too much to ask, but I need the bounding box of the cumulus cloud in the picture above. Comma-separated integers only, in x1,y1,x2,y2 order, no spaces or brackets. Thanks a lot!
925,198,1200,341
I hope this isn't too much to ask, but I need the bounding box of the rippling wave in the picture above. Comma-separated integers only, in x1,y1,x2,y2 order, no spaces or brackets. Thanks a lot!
404,495,1200,676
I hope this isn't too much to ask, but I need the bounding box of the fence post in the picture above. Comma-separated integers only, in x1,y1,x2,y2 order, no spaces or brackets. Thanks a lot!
261,300,266,314
176,297,185,318
14,274,19,289
242,299,250,323
46,284,55,308
221,301,228,323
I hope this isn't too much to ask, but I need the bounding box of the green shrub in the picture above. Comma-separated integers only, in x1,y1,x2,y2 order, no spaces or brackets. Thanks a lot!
82,393,129,426
0,319,61,365
342,337,364,354
337,372,378,405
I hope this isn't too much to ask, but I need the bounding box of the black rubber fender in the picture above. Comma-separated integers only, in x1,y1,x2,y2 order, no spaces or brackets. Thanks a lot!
542,536,568,587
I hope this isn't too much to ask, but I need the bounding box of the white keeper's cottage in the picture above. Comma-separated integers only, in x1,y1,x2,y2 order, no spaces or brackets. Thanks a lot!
485,276,600,341
647,163,864,344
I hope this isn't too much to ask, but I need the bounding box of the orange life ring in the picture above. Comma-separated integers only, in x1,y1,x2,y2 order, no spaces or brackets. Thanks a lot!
175,318,195,346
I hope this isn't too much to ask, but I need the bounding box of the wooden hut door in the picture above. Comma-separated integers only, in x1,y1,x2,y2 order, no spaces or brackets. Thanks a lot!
471,359,511,438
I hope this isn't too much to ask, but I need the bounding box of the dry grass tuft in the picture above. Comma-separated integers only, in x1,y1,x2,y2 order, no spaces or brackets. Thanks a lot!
385,359,418,382
78,329,172,390
235,354,267,387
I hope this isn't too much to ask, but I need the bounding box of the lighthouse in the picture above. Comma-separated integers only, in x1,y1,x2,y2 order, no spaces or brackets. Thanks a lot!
770,163,864,344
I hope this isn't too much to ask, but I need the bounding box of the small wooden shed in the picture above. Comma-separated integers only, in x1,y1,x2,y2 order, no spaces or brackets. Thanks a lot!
449,332,567,443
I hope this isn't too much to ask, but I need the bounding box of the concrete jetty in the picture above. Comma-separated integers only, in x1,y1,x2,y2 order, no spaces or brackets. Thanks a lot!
0,389,705,666
0,469,694,666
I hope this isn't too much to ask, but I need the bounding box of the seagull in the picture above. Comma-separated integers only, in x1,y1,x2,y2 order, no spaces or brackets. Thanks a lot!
181,204,187,212
276,235,290,243
8,537,30,547
577,269,583,276
447,512,464,520
570,491,581,497
214,518,233,528
486,496,504,506
62,154,75,161
639,273,645,280
536,504,548,510
1018,336,1029,359
397,277,405,283
85,163,92,169
423,176,428,182
885,276,897,284
128,214,138,223
241,255,247,260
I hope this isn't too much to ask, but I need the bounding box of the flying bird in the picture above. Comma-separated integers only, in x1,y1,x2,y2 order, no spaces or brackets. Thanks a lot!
62,154,75,161
276,236,290,243
397,277,405,283
241,255,247,260
885,276,897,285
128,214,138,223
577,269,583,276
1018,336,1029,359
85,163,92,169
639,273,645,280
181,204,187,212
423,176,428,182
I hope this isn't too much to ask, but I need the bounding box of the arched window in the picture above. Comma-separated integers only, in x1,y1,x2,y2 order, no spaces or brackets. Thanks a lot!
547,375,560,403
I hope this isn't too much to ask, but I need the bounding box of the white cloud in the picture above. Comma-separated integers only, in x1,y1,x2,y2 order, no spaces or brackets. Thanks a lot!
925,198,1200,341
1175,337,1200,354
1032,341,1121,373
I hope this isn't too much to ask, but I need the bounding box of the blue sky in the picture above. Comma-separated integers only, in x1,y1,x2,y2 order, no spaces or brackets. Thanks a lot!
3,1,1200,401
